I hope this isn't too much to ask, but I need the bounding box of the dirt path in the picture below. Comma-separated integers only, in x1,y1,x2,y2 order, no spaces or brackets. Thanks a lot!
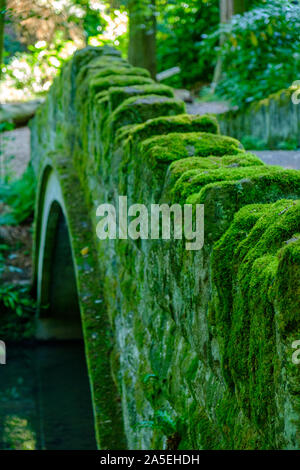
186,101,230,116
0,127,31,180
253,150,300,170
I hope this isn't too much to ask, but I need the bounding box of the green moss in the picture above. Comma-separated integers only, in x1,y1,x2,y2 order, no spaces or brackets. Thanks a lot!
72,46,118,77
109,84,174,111
275,236,300,335
74,51,126,99
115,113,220,146
211,199,300,446
172,165,282,205
89,74,153,97
252,87,293,111
210,203,270,342
213,391,261,449
92,66,150,79
188,170,300,242
168,153,264,186
76,60,128,87
108,95,185,133
140,132,243,166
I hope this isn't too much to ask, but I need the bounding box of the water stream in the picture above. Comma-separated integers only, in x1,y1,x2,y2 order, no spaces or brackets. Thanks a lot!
0,341,97,450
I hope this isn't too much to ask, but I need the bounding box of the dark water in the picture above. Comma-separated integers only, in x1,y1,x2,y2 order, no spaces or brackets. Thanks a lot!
0,342,97,450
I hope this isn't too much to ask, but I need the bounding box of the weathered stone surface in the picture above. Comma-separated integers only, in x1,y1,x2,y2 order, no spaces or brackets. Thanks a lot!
219,89,300,149
0,100,44,127
31,47,300,450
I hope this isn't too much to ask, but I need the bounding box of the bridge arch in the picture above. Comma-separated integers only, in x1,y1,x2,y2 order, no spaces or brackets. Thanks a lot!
35,168,81,339
33,163,126,449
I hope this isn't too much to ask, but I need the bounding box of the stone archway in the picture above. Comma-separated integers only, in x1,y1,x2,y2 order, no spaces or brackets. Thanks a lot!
33,164,127,450
35,169,81,339
33,166,97,449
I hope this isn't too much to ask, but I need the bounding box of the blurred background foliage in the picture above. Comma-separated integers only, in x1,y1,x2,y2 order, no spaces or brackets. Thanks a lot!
0,0,299,105
202,0,300,107
156,0,219,88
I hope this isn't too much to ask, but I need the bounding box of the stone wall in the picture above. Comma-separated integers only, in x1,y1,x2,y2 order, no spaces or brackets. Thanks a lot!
219,89,300,149
31,46,300,450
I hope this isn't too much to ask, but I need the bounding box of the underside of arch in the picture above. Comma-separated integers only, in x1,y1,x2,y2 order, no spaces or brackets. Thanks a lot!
35,170,81,340
33,163,127,450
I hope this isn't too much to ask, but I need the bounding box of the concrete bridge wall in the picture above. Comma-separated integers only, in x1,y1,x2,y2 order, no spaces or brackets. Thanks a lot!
31,46,300,450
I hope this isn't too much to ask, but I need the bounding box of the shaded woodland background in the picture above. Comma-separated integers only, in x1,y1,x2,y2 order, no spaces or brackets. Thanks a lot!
1,1,299,103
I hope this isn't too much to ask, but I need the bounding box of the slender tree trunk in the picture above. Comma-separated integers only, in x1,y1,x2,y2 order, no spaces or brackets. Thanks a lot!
128,0,156,79
0,0,6,83
212,0,249,88
221,0,249,19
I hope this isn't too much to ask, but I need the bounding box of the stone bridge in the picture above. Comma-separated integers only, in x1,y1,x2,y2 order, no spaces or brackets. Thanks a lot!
30,46,300,450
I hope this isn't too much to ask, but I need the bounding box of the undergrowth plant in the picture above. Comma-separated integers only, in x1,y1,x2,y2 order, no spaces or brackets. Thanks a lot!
0,284,36,340
0,166,36,225
202,0,300,107
0,156,36,339
156,0,219,88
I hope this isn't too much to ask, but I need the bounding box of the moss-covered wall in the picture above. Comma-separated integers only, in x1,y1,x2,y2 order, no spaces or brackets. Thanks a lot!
219,88,300,149
31,46,300,450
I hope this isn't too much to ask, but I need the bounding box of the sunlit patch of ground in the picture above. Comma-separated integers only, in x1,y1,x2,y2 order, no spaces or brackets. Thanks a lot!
0,127,31,180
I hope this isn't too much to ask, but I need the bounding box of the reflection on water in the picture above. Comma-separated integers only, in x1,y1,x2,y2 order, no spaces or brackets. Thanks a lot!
0,342,97,450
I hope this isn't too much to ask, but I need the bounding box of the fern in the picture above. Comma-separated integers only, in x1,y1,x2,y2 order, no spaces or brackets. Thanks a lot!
0,166,36,225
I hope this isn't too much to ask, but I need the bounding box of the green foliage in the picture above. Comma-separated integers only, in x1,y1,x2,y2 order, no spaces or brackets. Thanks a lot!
0,284,33,318
1,2,124,100
0,284,35,340
156,0,219,88
72,0,107,41
241,135,299,151
241,135,268,150
3,33,76,98
0,243,10,275
0,166,36,225
276,139,299,151
0,121,15,132
202,0,300,107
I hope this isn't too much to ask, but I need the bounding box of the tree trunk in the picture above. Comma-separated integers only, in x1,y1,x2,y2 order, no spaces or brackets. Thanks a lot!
221,0,250,20
0,0,6,83
212,0,249,88
128,0,156,79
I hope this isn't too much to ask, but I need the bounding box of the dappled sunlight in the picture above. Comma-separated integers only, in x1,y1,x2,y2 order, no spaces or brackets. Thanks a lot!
3,415,37,450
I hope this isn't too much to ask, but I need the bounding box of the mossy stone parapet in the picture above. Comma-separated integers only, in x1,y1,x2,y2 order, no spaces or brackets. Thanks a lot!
31,46,300,450
115,113,220,146
210,200,300,447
